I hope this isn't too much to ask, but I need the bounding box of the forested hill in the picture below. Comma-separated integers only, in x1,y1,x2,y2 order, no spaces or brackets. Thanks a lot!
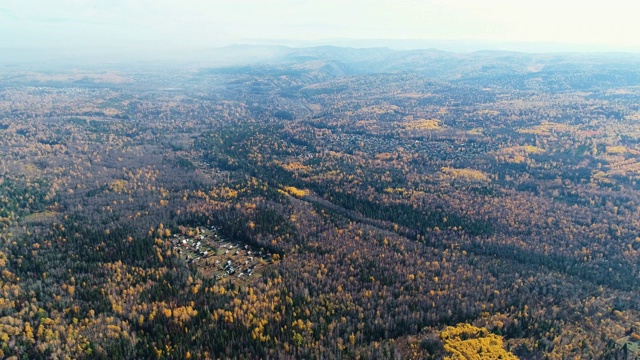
197,45,640,90
0,48,639,358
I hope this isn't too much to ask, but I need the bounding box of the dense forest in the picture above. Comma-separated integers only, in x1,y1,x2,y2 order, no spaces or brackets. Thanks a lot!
1,47,640,358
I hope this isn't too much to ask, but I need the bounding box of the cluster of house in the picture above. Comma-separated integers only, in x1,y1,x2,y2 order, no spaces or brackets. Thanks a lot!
171,226,272,280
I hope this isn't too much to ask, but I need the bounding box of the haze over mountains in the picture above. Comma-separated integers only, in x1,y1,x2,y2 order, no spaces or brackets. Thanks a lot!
4,44,640,93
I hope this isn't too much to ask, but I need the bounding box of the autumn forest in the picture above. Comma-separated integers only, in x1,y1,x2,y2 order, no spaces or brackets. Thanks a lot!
1,47,640,359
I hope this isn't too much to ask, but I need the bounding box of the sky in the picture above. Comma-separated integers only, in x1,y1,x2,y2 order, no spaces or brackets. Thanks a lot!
2,0,640,53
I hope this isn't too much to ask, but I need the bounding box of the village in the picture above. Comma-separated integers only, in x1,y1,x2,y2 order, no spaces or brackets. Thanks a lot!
170,226,274,282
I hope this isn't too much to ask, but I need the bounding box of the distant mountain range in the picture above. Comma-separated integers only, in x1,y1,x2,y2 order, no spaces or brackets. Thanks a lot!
197,45,640,91
4,44,640,91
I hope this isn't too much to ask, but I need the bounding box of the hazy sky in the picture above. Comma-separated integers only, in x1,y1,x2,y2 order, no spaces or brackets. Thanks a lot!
2,0,640,52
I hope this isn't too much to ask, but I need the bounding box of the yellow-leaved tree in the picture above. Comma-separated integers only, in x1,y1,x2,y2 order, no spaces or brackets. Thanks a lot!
440,323,518,360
